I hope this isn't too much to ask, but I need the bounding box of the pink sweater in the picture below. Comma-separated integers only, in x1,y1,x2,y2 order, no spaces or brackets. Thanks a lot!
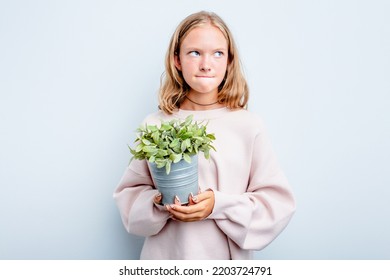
114,107,295,259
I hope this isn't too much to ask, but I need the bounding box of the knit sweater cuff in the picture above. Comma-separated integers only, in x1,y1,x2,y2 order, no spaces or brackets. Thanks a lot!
207,190,236,220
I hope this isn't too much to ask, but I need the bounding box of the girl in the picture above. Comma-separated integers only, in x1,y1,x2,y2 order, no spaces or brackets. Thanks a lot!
114,11,295,260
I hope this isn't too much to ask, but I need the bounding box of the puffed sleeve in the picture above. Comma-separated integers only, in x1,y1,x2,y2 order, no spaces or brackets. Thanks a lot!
207,122,296,250
113,158,170,236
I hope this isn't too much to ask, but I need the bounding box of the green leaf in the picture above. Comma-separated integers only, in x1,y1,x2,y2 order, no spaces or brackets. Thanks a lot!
161,123,173,130
181,140,187,152
142,146,157,154
204,149,210,159
172,153,182,163
184,138,191,148
165,160,171,174
159,141,168,149
182,132,193,139
135,144,143,152
129,147,136,155
152,131,160,143
169,138,180,148
206,134,216,140
156,159,165,169
183,153,191,163
172,144,181,153
156,149,168,157
184,115,193,126
147,125,158,132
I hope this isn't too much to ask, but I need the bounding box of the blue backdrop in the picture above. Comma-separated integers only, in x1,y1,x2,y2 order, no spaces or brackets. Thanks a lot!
1,0,389,259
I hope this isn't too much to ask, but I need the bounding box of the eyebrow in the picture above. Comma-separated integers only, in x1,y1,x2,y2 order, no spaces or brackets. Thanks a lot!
182,47,228,52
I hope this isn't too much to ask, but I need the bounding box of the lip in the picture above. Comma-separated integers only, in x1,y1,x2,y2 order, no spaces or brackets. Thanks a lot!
195,75,214,78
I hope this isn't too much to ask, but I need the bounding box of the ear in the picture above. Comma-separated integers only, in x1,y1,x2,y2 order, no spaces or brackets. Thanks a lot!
174,54,182,71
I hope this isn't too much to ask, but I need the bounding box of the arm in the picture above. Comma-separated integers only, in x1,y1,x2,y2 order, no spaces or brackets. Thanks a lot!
113,159,170,237
208,128,296,250
165,125,295,250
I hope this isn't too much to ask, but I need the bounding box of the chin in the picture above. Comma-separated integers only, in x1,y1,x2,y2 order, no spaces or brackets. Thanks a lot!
194,86,219,94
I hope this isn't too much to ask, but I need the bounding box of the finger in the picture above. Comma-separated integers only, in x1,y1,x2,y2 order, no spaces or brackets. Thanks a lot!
167,202,195,216
191,190,211,203
174,195,181,205
188,192,198,205
168,203,204,218
153,193,162,204
170,208,205,222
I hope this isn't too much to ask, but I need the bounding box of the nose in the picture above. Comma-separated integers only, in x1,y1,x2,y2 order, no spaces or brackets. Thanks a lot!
200,55,211,72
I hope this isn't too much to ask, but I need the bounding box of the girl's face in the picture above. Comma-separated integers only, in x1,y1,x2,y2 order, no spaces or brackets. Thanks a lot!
175,24,228,98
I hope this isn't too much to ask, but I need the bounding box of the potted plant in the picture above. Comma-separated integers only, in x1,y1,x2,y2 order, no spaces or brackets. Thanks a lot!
129,115,216,205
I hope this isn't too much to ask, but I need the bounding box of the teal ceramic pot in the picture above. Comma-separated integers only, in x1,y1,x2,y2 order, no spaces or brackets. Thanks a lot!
149,155,198,205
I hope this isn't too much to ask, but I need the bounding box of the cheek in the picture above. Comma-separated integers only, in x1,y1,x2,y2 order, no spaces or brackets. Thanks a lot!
216,59,228,74
180,60,196,74
179,63,193,84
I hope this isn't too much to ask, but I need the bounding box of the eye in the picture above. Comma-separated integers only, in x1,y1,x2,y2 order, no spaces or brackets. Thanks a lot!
214,51,224,57
189,51,200,57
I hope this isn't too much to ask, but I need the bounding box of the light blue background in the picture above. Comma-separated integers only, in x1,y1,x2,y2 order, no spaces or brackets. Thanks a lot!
1,0,389,259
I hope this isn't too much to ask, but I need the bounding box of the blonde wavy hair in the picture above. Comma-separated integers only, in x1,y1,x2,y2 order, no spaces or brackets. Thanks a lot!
158,11,249,114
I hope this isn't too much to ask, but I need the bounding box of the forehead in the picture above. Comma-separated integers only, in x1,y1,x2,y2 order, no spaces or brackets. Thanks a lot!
180,24,227,49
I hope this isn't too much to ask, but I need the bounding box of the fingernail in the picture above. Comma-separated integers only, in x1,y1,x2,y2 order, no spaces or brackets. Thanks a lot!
190,192,198,202
170,204,175,210
175,195,181,204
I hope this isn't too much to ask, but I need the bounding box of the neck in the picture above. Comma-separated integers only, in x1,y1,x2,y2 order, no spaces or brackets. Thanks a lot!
180,95,224,111
185,96,219,106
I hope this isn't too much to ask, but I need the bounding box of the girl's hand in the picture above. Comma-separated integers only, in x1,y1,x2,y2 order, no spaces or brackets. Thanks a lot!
153,193,163,205
166,190,215,222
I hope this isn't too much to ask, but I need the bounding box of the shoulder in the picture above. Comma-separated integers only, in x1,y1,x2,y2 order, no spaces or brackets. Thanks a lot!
230,108,262,120
226,108,266,131
141,110,172,126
